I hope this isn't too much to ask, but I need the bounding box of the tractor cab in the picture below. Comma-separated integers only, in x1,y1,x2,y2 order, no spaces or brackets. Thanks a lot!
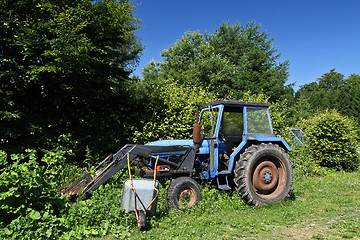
196,100,290,182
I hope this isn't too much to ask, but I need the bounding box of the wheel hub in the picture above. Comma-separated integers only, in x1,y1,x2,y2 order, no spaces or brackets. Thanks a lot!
252,161,279,193
178,188,196,207
263,172,272,183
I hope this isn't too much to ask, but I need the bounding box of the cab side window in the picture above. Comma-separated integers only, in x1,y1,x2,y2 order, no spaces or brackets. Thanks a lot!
222,109,243,137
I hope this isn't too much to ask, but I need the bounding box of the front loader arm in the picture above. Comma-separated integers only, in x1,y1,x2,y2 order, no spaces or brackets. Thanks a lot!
57,144,195,200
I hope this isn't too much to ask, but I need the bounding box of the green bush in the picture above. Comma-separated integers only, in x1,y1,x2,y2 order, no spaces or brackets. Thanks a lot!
290,145,327,176
300,109,359,171
132,80,216,143
0,148,135,239
0,149,69,239
61,182,134,239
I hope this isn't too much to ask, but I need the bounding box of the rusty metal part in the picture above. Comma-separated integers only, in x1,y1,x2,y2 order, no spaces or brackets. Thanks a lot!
252,160,279,193
178,187,196,208
193,108,201,152
56,168,91,198
138,211,146,230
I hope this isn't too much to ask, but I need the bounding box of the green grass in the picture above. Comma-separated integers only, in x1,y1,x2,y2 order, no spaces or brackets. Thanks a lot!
107,170,360,240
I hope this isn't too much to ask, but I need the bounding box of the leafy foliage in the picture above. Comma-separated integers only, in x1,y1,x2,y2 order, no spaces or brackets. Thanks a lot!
0,0,142,158
60,182,134,239
208,22,292,101
132,78,216,143
0,149,69,239
0,149,134,239
290,145,327,176
295,70,360,127
299,109,359,171
142,22,292,102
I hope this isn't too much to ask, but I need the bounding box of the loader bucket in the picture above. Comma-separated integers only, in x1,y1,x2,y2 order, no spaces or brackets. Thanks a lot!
56,167,91,200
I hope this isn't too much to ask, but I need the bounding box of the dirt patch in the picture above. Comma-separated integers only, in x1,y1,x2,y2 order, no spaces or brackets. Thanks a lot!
272,211,360,239
276,223,328,239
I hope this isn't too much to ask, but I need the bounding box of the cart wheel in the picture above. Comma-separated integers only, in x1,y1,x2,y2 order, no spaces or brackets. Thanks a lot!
138,211,146,230
166,177,202,210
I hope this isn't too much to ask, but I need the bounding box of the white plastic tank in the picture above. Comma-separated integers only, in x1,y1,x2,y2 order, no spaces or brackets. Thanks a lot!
121,178,160,217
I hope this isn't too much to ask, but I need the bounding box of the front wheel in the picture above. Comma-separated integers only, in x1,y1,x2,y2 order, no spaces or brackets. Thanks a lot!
166,177,202,210
234,143,293,206
138,211,146,230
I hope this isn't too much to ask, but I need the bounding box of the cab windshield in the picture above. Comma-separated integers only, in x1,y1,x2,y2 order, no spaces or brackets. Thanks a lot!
199,107,219,138
246,107,273,134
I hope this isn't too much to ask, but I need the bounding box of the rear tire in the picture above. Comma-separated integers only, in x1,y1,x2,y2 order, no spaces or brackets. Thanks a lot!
234,143,293,206
166,177,202,210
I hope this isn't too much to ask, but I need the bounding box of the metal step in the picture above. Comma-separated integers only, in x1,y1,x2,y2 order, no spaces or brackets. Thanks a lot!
216,176,231,190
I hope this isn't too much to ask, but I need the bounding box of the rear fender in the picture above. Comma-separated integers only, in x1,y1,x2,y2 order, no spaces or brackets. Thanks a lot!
227,135,291,173
244,134,291,151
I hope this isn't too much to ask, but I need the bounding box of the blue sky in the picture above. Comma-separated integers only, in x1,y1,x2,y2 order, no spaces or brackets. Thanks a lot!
132,0,360,91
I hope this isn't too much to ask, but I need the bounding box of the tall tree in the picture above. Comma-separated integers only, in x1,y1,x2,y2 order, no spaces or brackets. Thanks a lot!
296,70,360,127
0,0,142,157
317,69,345,90
159,31,239,95
142,22,292,101
135,22,294,143
208,22,292,100
337,74,360,120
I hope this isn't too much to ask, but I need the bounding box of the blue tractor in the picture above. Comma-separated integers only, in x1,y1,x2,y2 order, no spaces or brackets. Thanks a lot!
58,100,293,210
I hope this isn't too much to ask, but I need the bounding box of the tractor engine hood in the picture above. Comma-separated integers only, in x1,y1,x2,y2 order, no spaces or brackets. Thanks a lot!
145,139,195,148
145,139,195,156
146,139,211,155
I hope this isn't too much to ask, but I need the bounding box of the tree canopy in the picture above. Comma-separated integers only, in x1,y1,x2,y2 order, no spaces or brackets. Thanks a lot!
142,22,293,102
0,0,142,156
296,69,360,125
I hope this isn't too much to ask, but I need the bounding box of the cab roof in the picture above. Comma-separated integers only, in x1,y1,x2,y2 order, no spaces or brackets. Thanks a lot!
201,100,269,109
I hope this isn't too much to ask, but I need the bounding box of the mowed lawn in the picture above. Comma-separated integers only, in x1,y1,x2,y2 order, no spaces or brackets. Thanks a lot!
120,171,360,240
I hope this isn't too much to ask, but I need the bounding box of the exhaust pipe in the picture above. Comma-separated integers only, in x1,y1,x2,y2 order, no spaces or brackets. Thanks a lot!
193,108,201,152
